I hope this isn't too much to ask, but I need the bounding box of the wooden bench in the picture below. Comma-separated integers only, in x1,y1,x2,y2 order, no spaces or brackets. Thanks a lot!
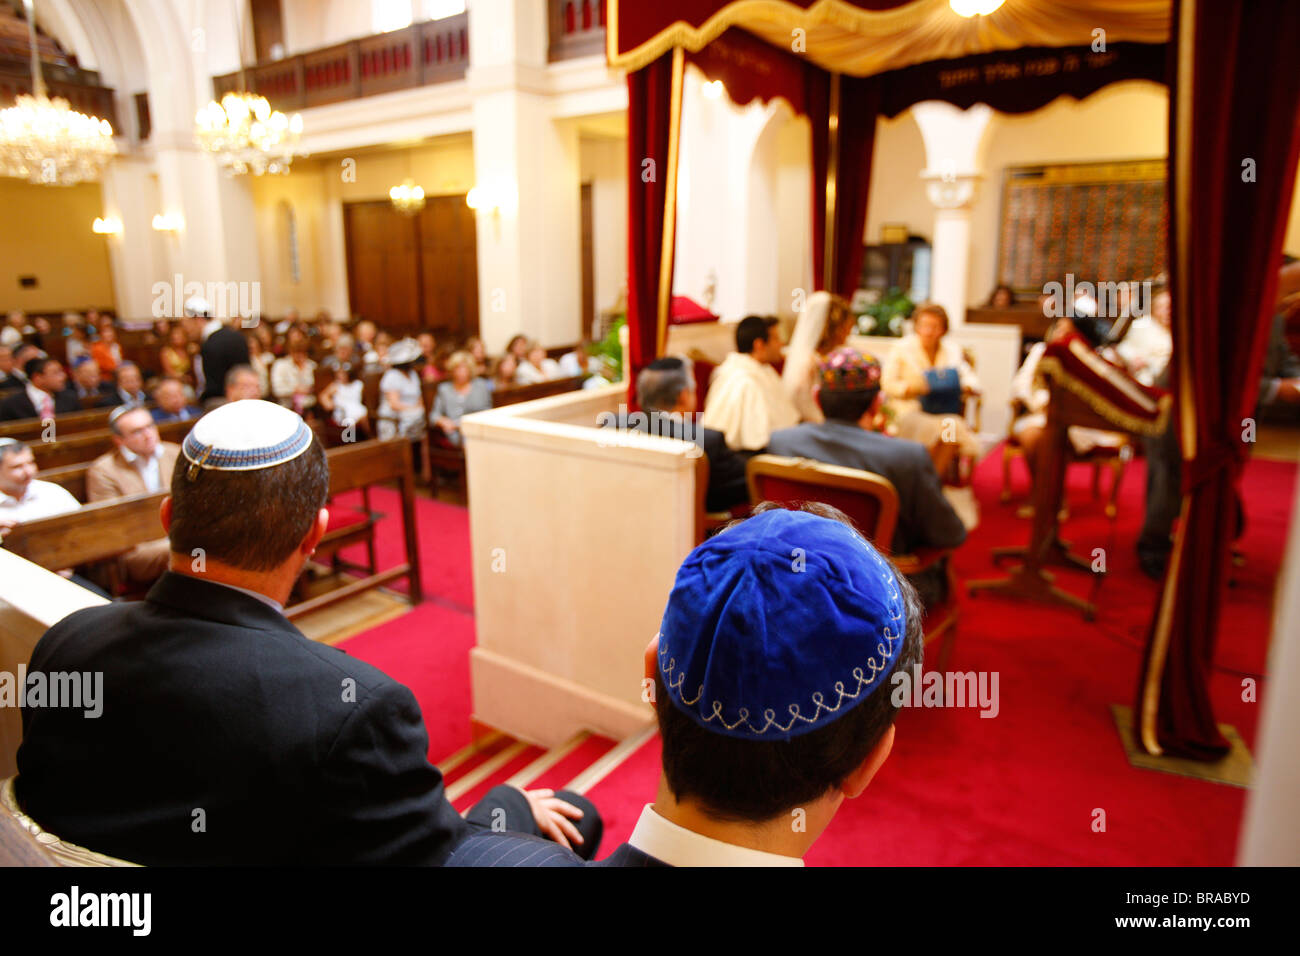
27,419,192,471
6,438,423,620
492,375,585,408
0,406,115,441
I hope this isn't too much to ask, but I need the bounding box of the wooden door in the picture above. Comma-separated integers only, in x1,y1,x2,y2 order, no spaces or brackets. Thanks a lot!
417,196,479,343
343,202,421,332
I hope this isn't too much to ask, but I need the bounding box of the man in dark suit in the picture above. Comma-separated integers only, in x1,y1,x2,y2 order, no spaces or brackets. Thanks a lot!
16,399,600,865
448,505,925,867
69,356,117,407
766,347,966,607
599,356,751,513
198,318,251,405
150,377,202,423
0,357,79,421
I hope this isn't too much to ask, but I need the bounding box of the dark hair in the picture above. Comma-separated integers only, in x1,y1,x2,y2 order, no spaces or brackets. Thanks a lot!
736,315,778,354
637,356,692,412
167,437,329,571
505,334,528,354
0,438,28,464
655,500,924,823
818,386,879,423
987,284,1015,307
24,357,58,380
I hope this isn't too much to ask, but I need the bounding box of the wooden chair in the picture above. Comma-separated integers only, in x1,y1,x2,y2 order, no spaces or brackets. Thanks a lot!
0,778,135,866
1000,398,1133,519
745,454,961,675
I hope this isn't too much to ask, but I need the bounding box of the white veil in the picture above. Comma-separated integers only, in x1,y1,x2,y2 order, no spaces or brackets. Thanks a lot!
782,291,832,421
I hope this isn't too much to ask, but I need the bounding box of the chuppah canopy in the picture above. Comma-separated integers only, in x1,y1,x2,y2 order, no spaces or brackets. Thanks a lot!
613,0,1300,762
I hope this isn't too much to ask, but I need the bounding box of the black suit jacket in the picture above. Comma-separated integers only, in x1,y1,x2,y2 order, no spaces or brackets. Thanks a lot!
0,387,81,421
75,382,118,408
16,572,470,865
446,831,669,867
199,327,250,402
606,411,752,512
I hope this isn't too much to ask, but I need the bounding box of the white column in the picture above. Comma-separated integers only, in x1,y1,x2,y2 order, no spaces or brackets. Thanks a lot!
912,102,992,327
99,158,165,319
466,0,581,352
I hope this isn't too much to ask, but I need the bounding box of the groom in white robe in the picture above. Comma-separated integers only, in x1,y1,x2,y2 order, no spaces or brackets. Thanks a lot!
701,316,800,451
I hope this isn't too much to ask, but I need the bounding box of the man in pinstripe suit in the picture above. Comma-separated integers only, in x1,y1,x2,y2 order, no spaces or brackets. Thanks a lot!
449,505,925,867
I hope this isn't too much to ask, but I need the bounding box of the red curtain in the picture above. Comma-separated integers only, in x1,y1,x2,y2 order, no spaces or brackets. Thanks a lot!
811,75,881,299
1135,0,1300,760
625,51,678,405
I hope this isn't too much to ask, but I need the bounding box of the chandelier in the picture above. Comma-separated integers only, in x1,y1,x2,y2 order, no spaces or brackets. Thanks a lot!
195,91,302,176
389,179,426,215
0,0,116,186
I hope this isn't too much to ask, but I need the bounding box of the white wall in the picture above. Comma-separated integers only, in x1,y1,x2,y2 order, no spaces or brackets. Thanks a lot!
579,135,629,320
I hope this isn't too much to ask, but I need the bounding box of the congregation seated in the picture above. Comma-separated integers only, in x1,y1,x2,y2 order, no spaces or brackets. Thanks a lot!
198,312,252,406
880,303,982,478
222,364,264,405
89,320,122,381
85,404,180,586
430,350,493,446
159,323,195,385
151,377,202,423
558,341,594,378
466,337,489,377
767,348,967,608
0,344,20,393
0,357,79,421
0,310,28,349
0,437,80,532
781,291,856,424
378,339,427,440
319,333,357,377
64,322,92,365
318,364,373,440
12,400,600,865
516,342,561,385
449,505,923,867
490,353,519,390
987,283,1016,308
416,332,442,384
245,332,273,396
602,356,749,513
112,362,148,407
69,356,116,407
504,333,529,367
701,315,800,451
270,328,317,415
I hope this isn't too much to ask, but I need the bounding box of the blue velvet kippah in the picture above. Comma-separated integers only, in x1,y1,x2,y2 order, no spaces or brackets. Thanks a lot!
657,508,906,740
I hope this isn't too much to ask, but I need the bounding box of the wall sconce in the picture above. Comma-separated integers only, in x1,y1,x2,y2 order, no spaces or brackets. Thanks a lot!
466,182,518,216
949,0,1004,16
389,180,426,215
92,216,123,236
151,212,183,233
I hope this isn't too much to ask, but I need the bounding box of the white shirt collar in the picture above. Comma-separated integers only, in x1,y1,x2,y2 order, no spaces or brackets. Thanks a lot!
627,805,804,867
25,382,50,411
119,444,161,467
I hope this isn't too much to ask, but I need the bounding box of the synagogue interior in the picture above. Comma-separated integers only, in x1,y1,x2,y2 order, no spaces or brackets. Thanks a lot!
0,0,1298,877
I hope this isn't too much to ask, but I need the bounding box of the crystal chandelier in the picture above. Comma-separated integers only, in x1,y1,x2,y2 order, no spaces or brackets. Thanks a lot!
0,0,116,186
194,92,303,176
389,179,426,215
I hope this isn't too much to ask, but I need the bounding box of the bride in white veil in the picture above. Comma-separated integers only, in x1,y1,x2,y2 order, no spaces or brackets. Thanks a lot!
782,291,853,422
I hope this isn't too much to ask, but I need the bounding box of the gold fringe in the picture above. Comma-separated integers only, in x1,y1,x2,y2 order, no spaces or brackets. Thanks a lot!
1036,356,1172,436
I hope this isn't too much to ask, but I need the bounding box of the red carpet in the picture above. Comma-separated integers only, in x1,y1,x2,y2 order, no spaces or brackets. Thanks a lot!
340,448,1294,865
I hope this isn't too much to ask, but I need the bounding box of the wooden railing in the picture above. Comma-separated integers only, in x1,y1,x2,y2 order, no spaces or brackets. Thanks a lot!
0,57,118,130
213,15,469,112
548,0,606,62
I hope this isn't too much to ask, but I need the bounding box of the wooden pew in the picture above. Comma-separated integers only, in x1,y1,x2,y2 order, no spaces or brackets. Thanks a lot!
0,406,115,441
27,419,192,471
36,463,90,503
6,439,423,620
492,375,585,408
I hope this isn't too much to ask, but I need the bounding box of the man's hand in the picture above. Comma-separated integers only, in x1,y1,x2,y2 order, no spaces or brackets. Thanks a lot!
516,786,585,850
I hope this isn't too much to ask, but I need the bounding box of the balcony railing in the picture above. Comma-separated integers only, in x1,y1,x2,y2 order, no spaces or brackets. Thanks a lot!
0,57,118,131
548,0,606,62
213,15,469,112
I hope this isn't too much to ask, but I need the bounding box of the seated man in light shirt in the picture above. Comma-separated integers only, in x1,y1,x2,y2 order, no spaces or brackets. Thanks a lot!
85,404,181,585
701,315,801,451
0,438,80,535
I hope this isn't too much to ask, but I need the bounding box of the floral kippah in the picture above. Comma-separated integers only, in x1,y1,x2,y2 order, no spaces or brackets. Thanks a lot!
818,347,882,392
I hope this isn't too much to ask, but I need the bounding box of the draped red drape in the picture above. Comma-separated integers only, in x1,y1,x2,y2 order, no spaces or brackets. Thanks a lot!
811,75,881,299
625,52,678,406
1135,0,1300,759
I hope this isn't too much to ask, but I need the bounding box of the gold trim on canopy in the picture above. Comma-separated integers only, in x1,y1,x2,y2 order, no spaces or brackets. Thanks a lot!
656,47,686,356
608,0,1171,78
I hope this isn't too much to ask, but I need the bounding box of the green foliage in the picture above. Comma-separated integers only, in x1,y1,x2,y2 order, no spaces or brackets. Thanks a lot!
855,287,914,337
590,315,626,381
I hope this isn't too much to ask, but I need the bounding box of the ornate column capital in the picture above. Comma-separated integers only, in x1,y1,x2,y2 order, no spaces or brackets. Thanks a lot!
920,170,982,210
